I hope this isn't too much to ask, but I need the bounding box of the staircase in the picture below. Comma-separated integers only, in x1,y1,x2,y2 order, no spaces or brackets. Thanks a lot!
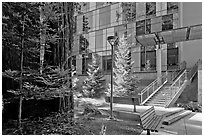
141,60,200,108
144,82,179,107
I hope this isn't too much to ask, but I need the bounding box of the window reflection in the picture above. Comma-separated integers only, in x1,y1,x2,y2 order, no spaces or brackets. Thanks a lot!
141,46,156,71
167,43,178,70
146,2,156,18
162,14,173,31
167,2,178,14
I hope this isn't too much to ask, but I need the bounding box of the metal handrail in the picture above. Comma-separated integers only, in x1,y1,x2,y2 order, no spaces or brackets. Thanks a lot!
139,61,187,105
165,60,199,107
187,59,200,80
165,69,187,106
139,72,167,104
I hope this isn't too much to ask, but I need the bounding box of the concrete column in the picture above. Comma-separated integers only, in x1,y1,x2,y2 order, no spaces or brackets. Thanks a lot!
198,61,202,105
156,44,162,85
76,55,82,75
161,44,167,71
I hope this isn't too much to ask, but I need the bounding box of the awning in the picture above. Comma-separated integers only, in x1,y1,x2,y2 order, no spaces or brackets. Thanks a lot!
136,24,202,47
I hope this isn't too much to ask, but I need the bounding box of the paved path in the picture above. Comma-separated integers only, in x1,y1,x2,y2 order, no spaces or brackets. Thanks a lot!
99,104,202,135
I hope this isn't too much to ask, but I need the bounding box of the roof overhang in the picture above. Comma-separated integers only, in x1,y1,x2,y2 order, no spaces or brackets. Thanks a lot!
136,24,202,47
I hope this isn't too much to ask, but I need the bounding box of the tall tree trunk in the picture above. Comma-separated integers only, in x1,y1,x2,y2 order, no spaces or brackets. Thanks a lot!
67,2,75,124
19,13,25,130
39,4,46,74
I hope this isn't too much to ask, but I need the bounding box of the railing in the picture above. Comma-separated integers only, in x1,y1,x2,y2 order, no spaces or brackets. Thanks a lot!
168,61,186,82
166,70,187,106
187,59,200,80
139,61,187,105
139,72,168,104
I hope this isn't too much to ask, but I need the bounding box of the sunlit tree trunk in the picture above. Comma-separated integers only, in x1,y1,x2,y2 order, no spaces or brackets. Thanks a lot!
19,13,25,130
39,4,46,74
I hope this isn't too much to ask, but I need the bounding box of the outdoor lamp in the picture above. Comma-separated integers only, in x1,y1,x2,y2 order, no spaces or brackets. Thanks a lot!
107,35,118,119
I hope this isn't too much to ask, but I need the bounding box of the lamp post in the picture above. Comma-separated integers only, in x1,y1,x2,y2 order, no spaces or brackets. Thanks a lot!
107,36,118,119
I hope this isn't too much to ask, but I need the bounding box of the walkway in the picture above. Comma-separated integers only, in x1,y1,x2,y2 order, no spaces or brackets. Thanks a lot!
98,104,202,135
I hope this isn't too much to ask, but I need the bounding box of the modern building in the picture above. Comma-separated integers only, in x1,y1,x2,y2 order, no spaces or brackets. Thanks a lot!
72,2,202,85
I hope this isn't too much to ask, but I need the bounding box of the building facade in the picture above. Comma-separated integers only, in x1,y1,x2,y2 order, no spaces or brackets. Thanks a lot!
72,2,202,84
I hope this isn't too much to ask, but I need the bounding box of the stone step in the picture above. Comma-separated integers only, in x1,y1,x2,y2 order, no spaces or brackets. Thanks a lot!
98,108,141,122
162,110,191,125
163,108,184,118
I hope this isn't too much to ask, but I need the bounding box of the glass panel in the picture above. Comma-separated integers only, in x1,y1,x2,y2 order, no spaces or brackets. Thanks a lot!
102,55,112,72
122,2,136,22
87,12,93,31
79,34,89,54
136,20,145,35
167,43,178,69
96,30,103,52
167,2,178,14
96,2,104,8
82,14,90,33
146,19,151,34
141,47,156,71
111,3,120,27
89,32,95,53
162,14,173,31
99,6,111,29
146,2,156,18
81,2,88,13
77,15,83,34
82,53,92,74
136,2,146,21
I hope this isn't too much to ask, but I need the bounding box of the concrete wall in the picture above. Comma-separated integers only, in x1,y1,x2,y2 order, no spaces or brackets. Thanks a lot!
198,62,202,105
180,2,202,68
180,40,202,68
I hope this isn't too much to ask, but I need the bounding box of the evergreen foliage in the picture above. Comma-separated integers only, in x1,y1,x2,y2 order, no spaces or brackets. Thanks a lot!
82,54,106,98
108,36,139,97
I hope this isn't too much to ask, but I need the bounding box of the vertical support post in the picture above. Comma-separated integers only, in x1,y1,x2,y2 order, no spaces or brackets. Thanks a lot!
185,70,188,80
156,44,162,85
141,93,143,104
110,43,114,119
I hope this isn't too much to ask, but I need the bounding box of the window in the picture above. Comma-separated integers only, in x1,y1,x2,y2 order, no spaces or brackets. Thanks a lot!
72,56,76,67
167,43,178,70
96,2,104,8
77,15,83,34
99,6,111,29
103,55,112,72
146,2,156,17
141,46,156,71
122,2,136,22
82,14,90,33
162,14,173,31
79,34,89,54
167,2,178,14
136,19,151,35
81,2,89,13
146,19,151,34
82,53,92,74
136,20,145,35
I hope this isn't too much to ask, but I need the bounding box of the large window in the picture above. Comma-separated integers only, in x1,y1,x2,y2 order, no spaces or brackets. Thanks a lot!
99,6,111,29
79,34,89,54
82,53,92,74
162,14,173,31
167,43,178,70
146,2,156,18
82,14,90,33
136,20,145,35
122,2,136,22
141,46,156,71
103,55,112,72
136,19,151,35
167,2,178,14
